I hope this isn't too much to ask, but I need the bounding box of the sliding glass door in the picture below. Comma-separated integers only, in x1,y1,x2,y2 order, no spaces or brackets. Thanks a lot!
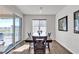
0,15,22,47
15,16,22,43
0,16,13,46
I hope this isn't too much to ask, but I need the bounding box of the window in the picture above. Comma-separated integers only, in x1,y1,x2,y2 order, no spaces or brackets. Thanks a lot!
32,19,47,36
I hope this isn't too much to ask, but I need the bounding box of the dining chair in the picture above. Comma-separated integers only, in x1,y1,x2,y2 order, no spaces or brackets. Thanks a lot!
32,36,47,54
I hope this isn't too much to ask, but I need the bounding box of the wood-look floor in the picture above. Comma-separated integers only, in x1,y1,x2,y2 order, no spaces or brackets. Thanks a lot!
50,40,72,54
10,40,72,54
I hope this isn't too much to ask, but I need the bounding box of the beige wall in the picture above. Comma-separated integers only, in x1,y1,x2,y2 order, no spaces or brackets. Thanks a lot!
23,15,55,40
56,5,79,54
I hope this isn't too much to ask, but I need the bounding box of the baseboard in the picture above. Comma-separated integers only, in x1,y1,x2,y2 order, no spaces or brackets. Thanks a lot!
55,40,73,54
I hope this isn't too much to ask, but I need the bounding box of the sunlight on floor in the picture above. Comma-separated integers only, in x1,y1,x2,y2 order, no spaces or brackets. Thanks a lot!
13,44,29,52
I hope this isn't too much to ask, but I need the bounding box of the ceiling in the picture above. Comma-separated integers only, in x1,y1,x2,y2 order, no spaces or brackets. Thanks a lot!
16,5,66,15
0,6,13,15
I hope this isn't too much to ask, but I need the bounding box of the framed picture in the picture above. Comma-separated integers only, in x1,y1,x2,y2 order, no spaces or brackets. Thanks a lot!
58,16,68,31
74,10,79,33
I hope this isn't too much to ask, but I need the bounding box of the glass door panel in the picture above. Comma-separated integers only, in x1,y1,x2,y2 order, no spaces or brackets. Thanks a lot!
15,17,22,43
0,18,13,46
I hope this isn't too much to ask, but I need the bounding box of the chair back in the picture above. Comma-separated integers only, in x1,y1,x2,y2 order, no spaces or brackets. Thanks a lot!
32,36,47,54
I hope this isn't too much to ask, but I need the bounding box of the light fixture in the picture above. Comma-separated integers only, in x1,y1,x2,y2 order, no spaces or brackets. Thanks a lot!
40,7,43,14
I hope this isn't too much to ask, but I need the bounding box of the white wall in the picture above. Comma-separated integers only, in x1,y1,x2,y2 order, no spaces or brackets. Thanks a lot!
23,15,55,40
56,5,79,54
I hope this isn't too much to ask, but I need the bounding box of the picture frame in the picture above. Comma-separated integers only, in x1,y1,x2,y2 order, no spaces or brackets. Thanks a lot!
58,16,68,31
74,10,79,33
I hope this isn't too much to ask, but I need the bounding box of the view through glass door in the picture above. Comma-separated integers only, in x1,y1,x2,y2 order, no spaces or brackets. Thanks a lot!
0,16,13,46
0,15,22,48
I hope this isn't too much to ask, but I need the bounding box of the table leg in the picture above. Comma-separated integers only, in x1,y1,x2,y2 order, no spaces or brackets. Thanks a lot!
29,43,31,53
48,43,50,53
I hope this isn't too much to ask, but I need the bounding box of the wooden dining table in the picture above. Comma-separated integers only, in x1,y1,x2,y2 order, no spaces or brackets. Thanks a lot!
25,37,52,52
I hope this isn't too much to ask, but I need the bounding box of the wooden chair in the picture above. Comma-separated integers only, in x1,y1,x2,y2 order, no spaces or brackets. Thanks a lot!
32,36,47,54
